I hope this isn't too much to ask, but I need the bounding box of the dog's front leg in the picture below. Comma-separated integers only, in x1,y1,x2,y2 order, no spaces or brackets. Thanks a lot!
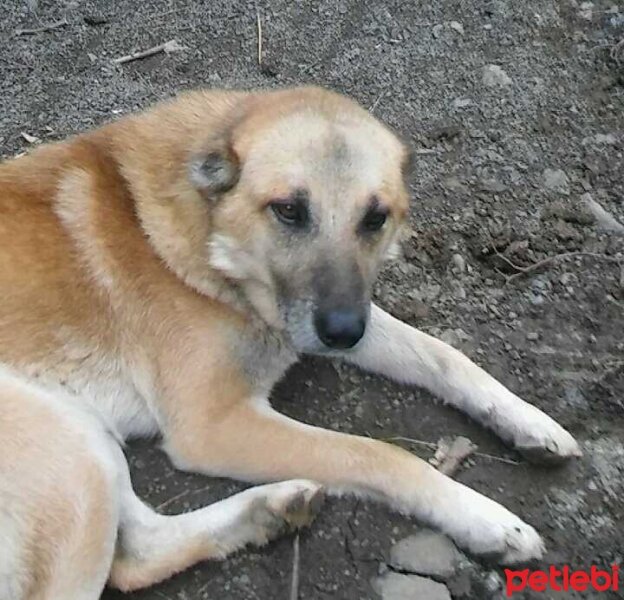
164,397,543,563
345,303,581,461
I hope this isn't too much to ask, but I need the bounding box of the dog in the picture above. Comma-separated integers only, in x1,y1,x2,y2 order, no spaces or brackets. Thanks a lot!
0,86,581,600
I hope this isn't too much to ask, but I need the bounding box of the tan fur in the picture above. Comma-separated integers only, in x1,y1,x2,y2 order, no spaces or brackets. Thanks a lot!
0,86,577,599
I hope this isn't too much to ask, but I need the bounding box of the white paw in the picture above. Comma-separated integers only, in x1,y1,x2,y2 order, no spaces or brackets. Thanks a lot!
443,485,544,564
507,403,581,463
250,479,325,534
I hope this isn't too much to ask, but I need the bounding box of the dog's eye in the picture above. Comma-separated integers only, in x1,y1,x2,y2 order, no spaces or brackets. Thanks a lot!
361,208,388,232
270,201,308,228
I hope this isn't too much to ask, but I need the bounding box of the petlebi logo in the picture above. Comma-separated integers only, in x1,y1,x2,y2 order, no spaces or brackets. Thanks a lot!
505,565,620,597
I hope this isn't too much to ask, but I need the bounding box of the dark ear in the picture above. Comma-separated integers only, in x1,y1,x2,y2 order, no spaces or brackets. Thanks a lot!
189,147,240,199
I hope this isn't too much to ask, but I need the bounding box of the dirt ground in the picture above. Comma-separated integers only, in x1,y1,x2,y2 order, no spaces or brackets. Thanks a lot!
1,1,623,599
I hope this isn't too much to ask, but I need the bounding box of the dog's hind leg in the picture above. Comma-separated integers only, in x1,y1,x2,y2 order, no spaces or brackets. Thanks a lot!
109,464,323,592
0,374,121,600
345,304,581,462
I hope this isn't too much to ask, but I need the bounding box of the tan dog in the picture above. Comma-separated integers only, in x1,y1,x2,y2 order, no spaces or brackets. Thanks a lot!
0,87,581,600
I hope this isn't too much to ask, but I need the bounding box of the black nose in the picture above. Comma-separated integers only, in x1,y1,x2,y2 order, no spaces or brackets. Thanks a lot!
314,308,366,349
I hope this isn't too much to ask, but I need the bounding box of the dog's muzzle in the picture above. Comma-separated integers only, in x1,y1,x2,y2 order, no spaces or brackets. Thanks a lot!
313,307,366,349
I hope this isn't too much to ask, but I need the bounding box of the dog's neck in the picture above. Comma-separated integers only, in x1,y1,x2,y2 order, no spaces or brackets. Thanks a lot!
103,94,289,337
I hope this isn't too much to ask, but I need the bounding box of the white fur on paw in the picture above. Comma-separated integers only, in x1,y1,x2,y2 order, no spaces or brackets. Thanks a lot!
509,405,581,462
446,488,544,564
263,479,325,528
248,479,324,539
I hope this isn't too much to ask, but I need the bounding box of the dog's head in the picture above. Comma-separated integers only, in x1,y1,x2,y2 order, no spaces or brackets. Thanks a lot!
185,87,411,353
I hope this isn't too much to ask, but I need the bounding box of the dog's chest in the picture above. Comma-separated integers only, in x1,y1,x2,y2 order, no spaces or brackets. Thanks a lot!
6,333,160,440
236,325,299,395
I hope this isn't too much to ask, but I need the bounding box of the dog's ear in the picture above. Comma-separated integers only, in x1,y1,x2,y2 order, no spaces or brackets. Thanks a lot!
189,146,240,199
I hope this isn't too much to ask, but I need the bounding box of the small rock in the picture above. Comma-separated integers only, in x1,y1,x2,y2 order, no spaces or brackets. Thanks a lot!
506,239,530,259
390,530,465,580
374,572,452,600
582,133,617,146
543,168,570,195
84,14,108,25
452,97,473,109
20,131,40,144
482,64,512,87
423,284,442,301
483,570,504,594
449,21,464,35
582,192,624,234
451,253,466,273
579,2,594,21
443,176,469,194
432,24,444,38
553,219,582,242
479,178,507,193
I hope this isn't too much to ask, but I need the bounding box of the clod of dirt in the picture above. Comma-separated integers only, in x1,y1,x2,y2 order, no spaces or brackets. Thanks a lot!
389,297,430,323
542,168,571,195
427,122,463,145
374,572,452,600
403,228,452,269
542,199,596,225
479,177,507,193
389,529,466,581
553,219,584,243
482,64,512,87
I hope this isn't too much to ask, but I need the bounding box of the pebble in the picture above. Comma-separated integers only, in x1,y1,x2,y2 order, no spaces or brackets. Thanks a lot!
479,177,507,193
452,97,473,109
374,572,452,600
579,2,594,21
582,192,624,234
449,21,464,35
482,64,512,87
451,253,466,273
389,530,465,580
543,168,570,195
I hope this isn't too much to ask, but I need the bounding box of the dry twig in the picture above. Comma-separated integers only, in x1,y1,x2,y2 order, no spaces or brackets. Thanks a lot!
256,12,263,65
505,251,621,284
369,89,387,113
113,40,186,65
483,229,622,285
386,436,520,466
290,533,300,600
156,484,213,511
16,18,68,35
610,38,624,63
